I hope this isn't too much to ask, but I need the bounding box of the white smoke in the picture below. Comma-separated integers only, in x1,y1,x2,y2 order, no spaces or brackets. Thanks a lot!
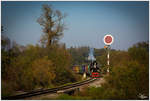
88,48,96,61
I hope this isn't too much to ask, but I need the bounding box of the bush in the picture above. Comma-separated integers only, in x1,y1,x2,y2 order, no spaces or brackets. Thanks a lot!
1,80,15,97
31,57,56,87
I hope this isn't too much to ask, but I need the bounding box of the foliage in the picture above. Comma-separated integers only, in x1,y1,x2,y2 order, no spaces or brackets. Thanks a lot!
58,42,149,100
2,42,78,90
128,41,149,65
1,80,14,97
2,40,77,97
37,4,66,47
31,57,56,87
2,7,149,99
1,4,78,97
68,46,90,65
92,42,148,99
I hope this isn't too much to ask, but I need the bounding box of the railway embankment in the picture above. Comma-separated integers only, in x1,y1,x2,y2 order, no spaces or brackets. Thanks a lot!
25,77,106,100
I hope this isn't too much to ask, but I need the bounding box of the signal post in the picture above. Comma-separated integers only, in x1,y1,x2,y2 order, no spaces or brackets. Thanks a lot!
103,34,114,74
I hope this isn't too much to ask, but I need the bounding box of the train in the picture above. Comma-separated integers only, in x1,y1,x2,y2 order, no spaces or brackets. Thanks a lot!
72,65,90,74
72,61,100,78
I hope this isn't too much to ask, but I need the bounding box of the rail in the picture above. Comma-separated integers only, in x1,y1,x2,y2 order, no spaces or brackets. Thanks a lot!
2,78,97,100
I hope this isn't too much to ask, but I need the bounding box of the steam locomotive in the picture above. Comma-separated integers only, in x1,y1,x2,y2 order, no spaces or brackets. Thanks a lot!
72,61,100,78
90,61,100,78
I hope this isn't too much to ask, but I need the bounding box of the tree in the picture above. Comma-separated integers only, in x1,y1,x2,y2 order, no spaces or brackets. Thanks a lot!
1,35,11,51
68,46,90,65
37,4,66,47
31,57,56,87
128,41,149,65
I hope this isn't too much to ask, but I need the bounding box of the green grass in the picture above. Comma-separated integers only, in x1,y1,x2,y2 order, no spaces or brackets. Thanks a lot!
56,94,91,100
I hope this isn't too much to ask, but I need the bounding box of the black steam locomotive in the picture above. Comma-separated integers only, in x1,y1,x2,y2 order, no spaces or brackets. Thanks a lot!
90,61,100,78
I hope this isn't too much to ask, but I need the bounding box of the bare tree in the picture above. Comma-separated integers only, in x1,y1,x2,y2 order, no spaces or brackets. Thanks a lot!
37,4,66,47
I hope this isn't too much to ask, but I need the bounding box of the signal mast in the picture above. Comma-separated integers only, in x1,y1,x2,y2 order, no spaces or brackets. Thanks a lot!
103,34,114,73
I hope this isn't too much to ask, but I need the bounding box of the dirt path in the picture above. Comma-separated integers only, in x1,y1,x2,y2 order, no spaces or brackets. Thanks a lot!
79,77,106,92
88,77,105,87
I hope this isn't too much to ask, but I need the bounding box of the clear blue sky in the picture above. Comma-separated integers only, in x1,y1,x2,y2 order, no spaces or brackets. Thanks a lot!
2,1,149,50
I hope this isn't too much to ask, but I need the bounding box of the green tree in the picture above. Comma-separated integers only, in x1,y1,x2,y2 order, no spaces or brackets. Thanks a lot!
128,41,149,65
68,46,89,65
37,4,66,47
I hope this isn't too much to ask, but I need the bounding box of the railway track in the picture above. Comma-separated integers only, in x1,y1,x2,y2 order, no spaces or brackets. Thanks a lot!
2,78,97,100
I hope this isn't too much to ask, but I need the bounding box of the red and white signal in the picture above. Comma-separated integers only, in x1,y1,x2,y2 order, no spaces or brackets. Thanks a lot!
103,34,114,45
